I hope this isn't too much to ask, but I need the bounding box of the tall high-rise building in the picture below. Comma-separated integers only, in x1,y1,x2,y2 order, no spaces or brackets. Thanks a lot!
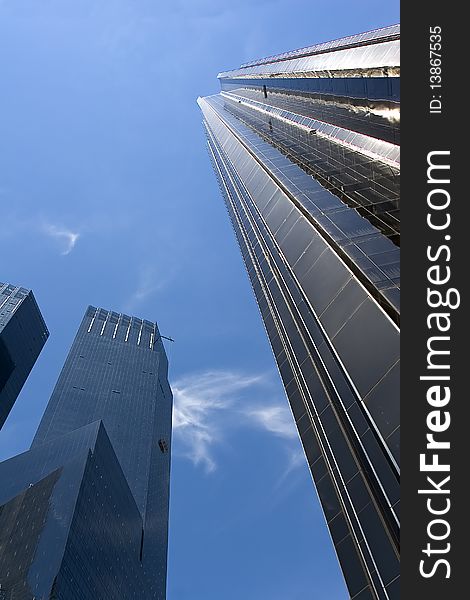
0,282,49,430
198,25,400,600
0,306,172,600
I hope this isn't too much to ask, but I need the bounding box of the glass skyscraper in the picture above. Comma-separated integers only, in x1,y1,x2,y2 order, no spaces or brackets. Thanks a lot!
0,306,172,599
0,282,49,430
198,25,400,600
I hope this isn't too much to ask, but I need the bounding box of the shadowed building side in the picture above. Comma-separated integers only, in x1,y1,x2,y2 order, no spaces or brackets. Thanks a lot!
0,422,148,599
0,282,48,430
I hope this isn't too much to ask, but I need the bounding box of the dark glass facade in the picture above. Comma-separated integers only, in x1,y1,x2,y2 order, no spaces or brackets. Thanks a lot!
0,306,172,599
0,282,48,430
198,25,400,600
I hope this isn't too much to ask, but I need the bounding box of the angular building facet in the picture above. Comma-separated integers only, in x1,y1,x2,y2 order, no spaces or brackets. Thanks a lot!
0,282,49,430
198,25,400,600
0,306,172,600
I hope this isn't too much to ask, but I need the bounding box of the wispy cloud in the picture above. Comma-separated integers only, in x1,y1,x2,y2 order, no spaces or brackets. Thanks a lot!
43,223,80,255
274,448,306,489
172,370,302,476
172,370,264,472
123,265,171,312
0,215,81,256
244,405,296,439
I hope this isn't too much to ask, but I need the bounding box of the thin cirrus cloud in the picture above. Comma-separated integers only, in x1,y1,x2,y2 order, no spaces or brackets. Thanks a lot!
123,265,173,312
172,370,299,474
245,405,297,439
0,217,80,257
274,448,306,491
43,223,80,255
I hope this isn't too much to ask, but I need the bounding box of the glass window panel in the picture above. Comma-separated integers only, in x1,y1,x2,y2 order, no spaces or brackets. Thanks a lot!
331,298,399,397
335,534,369,597
263,191,294,232
386,427,400,465
319,277,367,338
300,425,321,466
280,217,317,266
303,368,330,414
358,502,400,586
319,404,339,436
363,361,400,439
273,211,300,244
316,471,342,522
360,429,399,506
295,411,311,435
346,472,371,513
301,249,350,315
285,381,306,418
356,236,397,256
310,455,328,481
346,401,370,438
327,425,359,483
329,511,350,546
292,237,327,281
384,577,399,600
350,586,375,600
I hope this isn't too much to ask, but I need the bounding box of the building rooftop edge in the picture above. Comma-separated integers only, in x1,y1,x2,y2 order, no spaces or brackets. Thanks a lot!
218,23,400,77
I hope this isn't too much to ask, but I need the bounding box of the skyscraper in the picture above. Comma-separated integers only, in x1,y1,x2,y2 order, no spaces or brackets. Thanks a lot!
0,306,172,600
198,25,400,600
0,282,49,430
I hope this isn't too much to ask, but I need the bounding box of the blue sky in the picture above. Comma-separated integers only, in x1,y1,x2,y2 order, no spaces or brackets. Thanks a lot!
0,1,399,598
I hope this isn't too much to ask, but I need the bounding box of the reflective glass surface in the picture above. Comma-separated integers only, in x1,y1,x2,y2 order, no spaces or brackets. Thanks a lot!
239,24,400,69
201,94,400,322
222,87,400,147
219,39,400,82
221,76,400,104
222,95,400,244
199,79,400,598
